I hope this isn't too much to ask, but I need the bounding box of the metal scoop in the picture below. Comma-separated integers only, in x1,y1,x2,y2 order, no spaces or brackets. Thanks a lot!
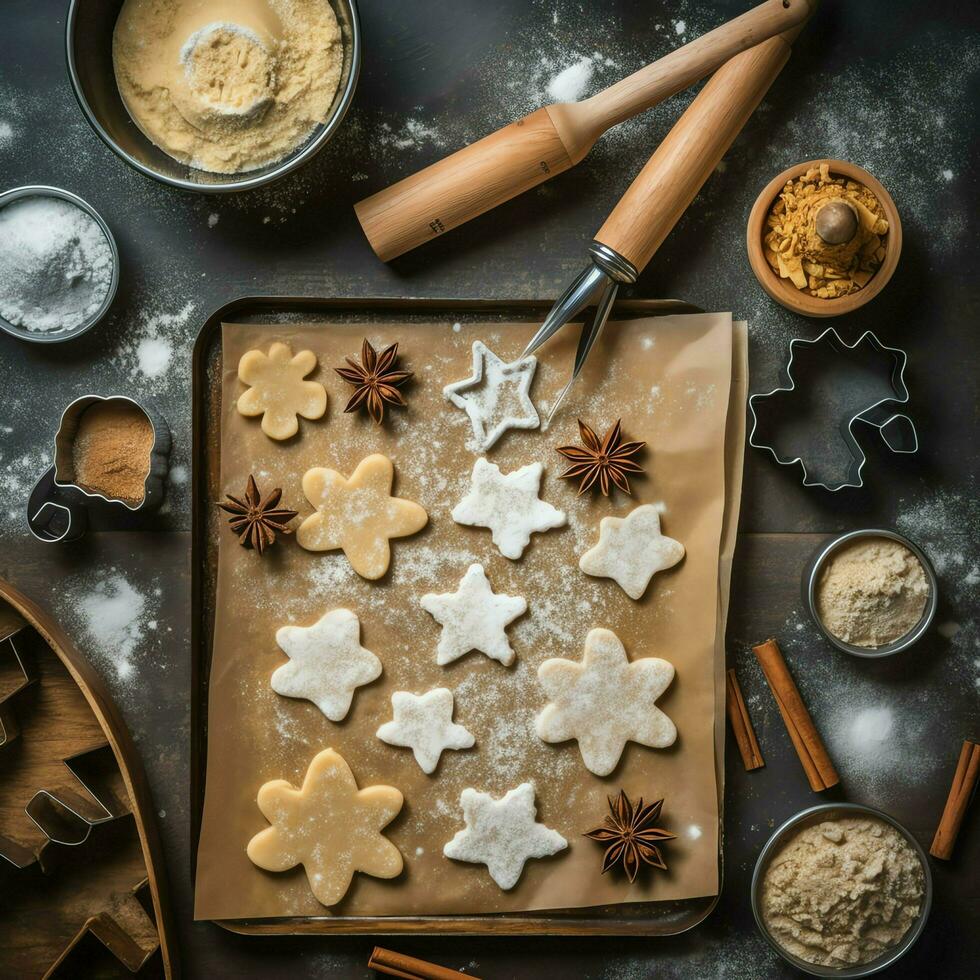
524,26,806,422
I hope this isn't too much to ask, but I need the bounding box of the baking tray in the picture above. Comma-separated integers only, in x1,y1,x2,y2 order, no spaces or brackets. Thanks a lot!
191,295,725,936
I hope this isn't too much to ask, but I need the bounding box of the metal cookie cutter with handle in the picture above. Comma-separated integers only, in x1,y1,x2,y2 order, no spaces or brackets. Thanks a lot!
27,394,171,543
748,329,917,491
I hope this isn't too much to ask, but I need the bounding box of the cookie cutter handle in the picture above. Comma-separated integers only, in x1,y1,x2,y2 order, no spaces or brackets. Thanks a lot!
27,464,89,543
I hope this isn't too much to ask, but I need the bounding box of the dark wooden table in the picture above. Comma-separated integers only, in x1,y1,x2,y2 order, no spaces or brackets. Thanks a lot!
1,1,978,976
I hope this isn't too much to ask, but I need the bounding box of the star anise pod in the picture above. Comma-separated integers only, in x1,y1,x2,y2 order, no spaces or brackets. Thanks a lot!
335,338,413,424
556,419,646,496
218,474,298,554
584,790,676,883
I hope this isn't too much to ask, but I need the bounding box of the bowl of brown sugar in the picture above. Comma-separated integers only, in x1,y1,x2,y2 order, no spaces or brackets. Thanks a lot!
747,160,902,318
803,529,938,658
751,803,932,977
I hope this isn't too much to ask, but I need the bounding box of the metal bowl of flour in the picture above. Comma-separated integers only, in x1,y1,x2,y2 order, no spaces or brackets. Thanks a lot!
0,185,119,344
65,0,361,193
751,803,932,977
802,528,939,659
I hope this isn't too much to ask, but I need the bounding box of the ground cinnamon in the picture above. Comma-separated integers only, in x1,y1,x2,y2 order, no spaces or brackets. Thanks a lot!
368,947,475,980
71,400,154,505
753,638,839,791
930,739,979,860
726,668,764,771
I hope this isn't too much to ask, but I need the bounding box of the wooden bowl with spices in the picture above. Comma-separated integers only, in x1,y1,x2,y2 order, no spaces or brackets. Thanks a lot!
747,160,902,318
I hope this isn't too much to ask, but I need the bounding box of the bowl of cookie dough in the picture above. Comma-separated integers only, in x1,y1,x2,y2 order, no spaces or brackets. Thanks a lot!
66,0,361,193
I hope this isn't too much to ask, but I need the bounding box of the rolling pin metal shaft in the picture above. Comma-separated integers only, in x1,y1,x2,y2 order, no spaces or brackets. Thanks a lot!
354,0,812,261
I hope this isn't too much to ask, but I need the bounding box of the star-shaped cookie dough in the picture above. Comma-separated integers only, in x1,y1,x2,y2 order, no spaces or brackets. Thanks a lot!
237,341,327,440
376,688,475,774
271,608,381,721
443,782,567,889
535,627,676,776
443,341,539,451
246,748,403,907
297,454,428,579
451,458,566,560
420,563,527,666
578,503,685,600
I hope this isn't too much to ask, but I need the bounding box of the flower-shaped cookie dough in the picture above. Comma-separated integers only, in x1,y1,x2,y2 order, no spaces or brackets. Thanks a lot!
237,341,327,440
535,627,677,776
246,748,403,907
297,454,428,579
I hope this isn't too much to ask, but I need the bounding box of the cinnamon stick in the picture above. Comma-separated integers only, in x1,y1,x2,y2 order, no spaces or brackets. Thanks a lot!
368,946,477,980
726,668,765,770
930,739,980,860
752,638,839,792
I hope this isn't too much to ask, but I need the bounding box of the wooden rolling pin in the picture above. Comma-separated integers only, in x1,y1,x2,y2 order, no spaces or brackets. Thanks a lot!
355,0,814,261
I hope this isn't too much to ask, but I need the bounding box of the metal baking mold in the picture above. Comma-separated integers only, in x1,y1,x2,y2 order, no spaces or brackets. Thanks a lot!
47,879,160,976
0,609,39,750
749,328,917,490
27,394,171,543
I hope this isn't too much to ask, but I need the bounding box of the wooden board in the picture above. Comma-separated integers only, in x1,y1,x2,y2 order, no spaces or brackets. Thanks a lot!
0,581,177,978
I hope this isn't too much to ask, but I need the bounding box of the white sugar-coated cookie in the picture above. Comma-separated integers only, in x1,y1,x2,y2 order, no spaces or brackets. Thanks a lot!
452,458,566,560
376,688,475,774
271,609,381,721
443,782,567,889
443,340,539,452
535,627,676,776
420,563,527,666
578,503,684,600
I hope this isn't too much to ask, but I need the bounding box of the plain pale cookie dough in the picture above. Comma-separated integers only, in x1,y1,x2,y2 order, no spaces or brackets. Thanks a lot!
272,609,381,721
443,782,567,890
420,563,527,666
376,688,475,775
579,503,684,600
535,627,677,776
237,341,327,440
297,454,428,579
246,748,403,907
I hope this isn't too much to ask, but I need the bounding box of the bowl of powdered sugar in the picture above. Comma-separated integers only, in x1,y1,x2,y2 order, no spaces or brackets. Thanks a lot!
751,803,931,977
803,529,938,658
0,186,119,343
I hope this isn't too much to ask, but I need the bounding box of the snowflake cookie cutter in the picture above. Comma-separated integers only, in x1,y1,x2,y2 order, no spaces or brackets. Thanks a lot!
749,329,917,491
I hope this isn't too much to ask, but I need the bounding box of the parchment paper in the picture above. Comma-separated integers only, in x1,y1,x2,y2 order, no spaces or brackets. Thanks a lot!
195,314,743,920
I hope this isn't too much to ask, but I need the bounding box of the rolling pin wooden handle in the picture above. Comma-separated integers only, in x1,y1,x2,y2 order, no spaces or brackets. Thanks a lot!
354,108,573,263
594,35,793,274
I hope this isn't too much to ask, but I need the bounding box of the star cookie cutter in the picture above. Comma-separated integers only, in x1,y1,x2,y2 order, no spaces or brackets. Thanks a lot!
749,329,918,491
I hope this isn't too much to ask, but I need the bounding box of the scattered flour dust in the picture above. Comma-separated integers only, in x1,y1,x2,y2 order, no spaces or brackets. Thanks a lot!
117,300,196,383
0,120,13,149
66,571,160,683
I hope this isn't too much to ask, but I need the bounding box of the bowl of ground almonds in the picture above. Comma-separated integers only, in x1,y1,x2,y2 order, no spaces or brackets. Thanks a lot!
66,0,361,193
747,160,902,317
751,803,932,977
